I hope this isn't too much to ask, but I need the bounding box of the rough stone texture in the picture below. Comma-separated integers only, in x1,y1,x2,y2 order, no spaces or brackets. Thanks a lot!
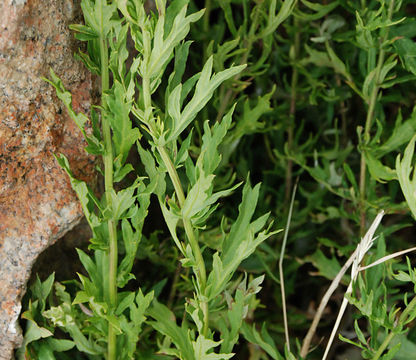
0,0,95,358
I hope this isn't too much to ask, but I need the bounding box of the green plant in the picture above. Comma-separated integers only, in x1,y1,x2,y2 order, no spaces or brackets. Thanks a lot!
18,0,416,359
18,0,292,359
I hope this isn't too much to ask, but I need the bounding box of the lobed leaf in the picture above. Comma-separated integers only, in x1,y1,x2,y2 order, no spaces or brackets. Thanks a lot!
166,57,245,143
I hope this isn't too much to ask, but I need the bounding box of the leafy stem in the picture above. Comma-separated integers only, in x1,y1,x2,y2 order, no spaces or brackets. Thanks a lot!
98,2,117,358
142,71,209,335
372,295,416,360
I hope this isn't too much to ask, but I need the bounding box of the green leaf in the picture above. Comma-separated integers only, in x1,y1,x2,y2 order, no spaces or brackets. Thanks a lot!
76,249,100,288
382,342,402,360
182,170,215,220
145,5,205,81
364,150,397,182
200,106,234,173
109,181,139,220
229,90,274,142
113,162,134,183
389,334,416,360
19,320,53,352
325,42,353,82
116,292,135,316
44,69,87,134
181,109,240,222
106,81,141,164
147,301,195,360
69,24,99,41
47,338,75,352
192,335,234,360
54,154,103,238
394,37,416,76
396,135,416,219
38,344,56,360
374,108,416,158
206,182,279,300
167,41,192,96
262,0,296,37
32,273,55,303
305,249,347,283
296,0,339,21
166,56,245,143
74,50,100,75
240,322,283,360
137,141,167,198
131,289,154,329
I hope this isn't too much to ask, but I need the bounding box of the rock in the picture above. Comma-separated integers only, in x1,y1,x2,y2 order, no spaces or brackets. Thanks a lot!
0,0,95,358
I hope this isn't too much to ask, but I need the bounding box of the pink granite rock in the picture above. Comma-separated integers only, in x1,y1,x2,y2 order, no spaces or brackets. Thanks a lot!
0,0,95,358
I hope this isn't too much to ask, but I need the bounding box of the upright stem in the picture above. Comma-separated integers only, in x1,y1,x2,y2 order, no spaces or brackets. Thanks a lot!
142,74,208,335
98,2,117,357
359,0,395,235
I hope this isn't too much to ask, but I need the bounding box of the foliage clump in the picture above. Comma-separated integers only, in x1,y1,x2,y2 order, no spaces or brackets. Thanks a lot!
18,0,416,359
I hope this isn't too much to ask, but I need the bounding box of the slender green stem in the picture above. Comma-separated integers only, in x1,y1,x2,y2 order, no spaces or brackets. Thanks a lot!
359,0,395,235
142,72,209,335
157,146,207,290
98,1,117,358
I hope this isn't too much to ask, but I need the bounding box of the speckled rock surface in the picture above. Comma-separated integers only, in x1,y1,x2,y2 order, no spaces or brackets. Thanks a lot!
0,0,95,358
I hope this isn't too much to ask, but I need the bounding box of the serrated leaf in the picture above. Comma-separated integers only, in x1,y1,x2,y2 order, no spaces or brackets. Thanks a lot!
76,249,100,288
167,41,191,97
137,142,167,198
